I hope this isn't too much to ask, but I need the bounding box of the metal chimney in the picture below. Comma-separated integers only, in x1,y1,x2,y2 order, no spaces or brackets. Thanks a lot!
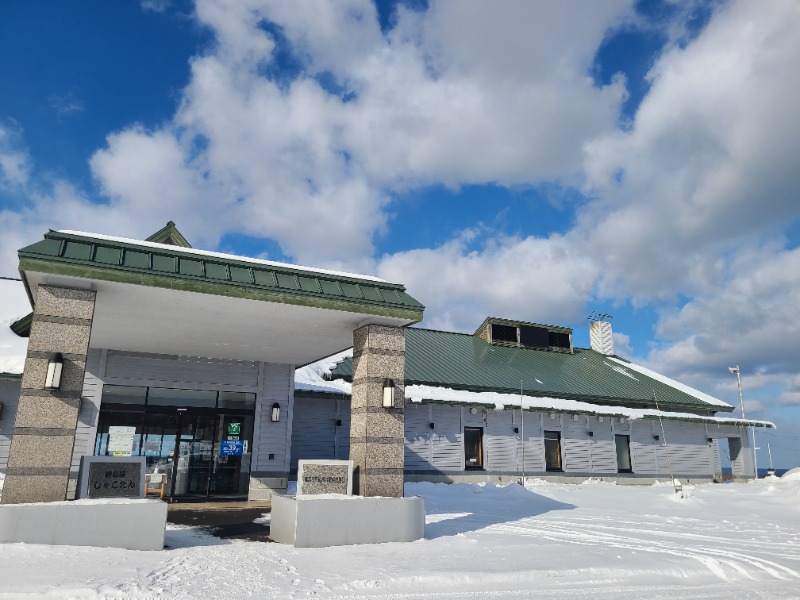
589,317,614,355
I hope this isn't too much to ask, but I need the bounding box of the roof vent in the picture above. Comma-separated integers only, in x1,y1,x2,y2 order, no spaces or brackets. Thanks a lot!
475,318,572,353
589,316,614,355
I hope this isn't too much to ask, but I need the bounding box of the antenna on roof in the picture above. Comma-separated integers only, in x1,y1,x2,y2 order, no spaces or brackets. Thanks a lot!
587,311,613,323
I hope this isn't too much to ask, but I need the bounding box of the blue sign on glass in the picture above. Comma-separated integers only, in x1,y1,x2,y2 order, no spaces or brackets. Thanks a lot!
220,440,244,456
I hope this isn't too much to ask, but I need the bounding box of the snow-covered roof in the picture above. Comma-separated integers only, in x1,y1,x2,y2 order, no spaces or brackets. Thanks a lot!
404,384,775,428
0,278,30,374
294,349,353,396
606,357,730,408
59,230,388,283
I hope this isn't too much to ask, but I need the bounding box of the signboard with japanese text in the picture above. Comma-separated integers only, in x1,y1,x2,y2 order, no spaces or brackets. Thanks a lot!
220,440,244,456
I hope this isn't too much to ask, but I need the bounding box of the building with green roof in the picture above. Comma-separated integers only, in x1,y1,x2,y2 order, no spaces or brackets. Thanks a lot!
2,224,422,504
291,318,772,484
1,225,771,506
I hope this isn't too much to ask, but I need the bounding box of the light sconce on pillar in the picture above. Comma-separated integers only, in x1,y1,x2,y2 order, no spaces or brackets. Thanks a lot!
44,352,64,390
382,378,395,408
271,402,281,422
429,422,435,430
653,435,660,441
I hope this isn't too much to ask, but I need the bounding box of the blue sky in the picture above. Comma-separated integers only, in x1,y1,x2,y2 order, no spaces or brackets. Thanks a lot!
1,0,799,467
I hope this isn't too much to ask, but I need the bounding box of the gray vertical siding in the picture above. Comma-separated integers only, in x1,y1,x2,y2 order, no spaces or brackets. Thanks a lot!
0,379,21,473
103,351,260,388
404,403,433,469
291,397,745,481
629,420,716,476
563,415,592,472
485,410,516,471
252,362,293,474
588,416,617,472
68,348,105,496
289,395,350,471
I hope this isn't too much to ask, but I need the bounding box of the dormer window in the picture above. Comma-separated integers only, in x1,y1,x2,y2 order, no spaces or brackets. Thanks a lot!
478,318,573,353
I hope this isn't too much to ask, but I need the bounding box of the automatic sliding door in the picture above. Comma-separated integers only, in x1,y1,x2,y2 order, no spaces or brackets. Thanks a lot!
172,413,217,498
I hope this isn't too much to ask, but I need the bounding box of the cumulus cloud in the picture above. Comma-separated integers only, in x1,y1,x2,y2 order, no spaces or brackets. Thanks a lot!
581,0,800,302
2,0,799,423
83,0,634,266
377,229,596,332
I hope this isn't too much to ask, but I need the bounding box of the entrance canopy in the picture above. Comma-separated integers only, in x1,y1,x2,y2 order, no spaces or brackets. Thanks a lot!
17,229,424,366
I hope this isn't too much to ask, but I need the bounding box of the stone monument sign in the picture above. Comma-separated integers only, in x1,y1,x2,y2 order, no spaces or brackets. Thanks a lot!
77,456,146,499
297,460,353,495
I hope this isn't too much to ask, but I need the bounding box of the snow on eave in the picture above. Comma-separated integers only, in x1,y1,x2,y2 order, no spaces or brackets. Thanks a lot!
58,230,388,284
606,356,732,409
404,384,775,428
294,349,353,396
0,279,30,375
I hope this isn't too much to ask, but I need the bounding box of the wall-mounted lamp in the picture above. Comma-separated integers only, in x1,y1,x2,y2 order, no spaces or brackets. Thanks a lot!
0,402,4,420
513,427,519,434
336,419,342,427
619,417,626,424
598,416,604,423
470,407,478,415
588,431,594,437
44,352,64,390
271,402,280,422
707,438,714,444
429,422,435,430
549,413,557,420
572,414,579,421
653,435,660,441
382,378,395,408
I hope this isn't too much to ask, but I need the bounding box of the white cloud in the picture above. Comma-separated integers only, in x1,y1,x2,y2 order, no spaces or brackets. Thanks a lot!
0,123,31,189
2,0,799,421
580,0,800,302
78,0,635,266
377,230,596,332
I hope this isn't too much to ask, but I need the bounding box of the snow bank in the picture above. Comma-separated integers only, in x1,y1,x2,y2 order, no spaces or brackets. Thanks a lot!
405,384,774,428
781,466,800,481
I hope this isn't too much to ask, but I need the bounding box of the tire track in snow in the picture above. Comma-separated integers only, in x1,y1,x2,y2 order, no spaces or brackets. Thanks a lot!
490,520,799,582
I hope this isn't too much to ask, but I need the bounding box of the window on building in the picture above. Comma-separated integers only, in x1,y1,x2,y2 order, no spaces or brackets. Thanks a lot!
464,427,484,469
544,430,562,471
491,324,518,344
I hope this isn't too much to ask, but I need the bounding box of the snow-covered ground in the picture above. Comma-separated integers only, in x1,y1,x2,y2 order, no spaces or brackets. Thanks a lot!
0,477,798,599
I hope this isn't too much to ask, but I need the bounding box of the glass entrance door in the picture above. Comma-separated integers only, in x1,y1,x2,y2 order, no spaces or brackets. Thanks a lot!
171,412,217,498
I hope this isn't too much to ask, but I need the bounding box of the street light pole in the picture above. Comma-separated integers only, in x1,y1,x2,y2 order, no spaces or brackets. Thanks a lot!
729,365,758,478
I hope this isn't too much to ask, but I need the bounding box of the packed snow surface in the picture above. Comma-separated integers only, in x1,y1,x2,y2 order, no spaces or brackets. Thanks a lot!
0,478,798,599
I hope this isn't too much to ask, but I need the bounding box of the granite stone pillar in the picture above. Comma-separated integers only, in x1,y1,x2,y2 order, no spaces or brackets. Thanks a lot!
2,285,96,504
349,324,405,497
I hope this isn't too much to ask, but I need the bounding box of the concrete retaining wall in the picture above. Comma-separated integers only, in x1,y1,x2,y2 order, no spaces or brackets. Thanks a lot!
0,498,167,551
271,494,425,547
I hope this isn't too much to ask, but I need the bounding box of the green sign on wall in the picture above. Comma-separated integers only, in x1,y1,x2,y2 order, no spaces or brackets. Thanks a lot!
228,422,241,436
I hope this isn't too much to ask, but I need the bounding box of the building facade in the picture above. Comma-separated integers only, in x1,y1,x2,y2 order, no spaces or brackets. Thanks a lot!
0,226,770,504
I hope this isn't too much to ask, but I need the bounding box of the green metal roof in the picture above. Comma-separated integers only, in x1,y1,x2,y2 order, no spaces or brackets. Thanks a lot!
18,230,424,322
145,221,192,247
10,312,32,337
331,327,734,413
